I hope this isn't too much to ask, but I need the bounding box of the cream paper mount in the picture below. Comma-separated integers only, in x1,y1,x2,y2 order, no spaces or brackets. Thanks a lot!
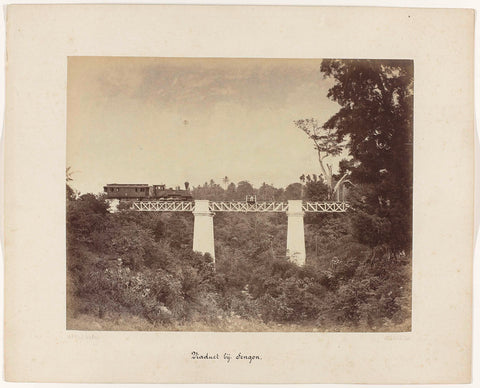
4,5,474,384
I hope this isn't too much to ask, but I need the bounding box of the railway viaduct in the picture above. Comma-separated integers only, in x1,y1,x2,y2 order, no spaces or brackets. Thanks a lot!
131,199,348,266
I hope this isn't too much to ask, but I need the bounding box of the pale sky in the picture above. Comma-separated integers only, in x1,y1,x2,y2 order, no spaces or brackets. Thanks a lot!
67,57,342,194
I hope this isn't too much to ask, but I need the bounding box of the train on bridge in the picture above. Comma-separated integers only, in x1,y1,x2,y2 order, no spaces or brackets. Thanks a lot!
104,183,193,201
104,182,262,203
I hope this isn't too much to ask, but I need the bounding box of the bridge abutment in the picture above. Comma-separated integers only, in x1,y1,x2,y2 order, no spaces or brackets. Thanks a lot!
286,200,306,266
192,200,215,262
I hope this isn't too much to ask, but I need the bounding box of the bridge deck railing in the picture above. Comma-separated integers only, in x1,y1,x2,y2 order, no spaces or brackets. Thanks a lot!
132,201,195,212
131,200,349,213
209,201,288,212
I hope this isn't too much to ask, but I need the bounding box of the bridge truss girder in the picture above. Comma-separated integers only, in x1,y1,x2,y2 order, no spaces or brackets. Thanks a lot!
132,201,195,212
131,201,349,213
129,199,349,266
209,201,288,212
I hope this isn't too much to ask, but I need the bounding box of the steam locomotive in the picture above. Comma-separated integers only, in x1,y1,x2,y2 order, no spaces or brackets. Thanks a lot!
104,182,193,201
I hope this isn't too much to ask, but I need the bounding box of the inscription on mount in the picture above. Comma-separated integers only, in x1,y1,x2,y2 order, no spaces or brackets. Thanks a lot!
191,351,262,364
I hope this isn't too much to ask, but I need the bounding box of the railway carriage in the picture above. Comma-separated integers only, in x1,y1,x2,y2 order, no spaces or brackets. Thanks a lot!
104,184,150,199
104,183,193,201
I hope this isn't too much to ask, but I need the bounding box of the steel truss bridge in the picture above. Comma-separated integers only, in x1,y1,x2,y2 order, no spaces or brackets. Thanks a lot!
128,199,349,266
132,200,349,213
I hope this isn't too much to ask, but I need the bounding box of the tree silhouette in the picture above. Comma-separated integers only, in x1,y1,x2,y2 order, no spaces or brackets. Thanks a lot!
294,118,350,199
320,59,413,254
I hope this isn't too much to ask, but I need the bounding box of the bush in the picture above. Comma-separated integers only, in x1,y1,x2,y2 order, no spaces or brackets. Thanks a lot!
67,191,411,331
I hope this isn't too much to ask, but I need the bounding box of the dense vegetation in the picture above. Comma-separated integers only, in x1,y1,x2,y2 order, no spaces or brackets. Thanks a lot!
67,59,412,331
67,179,411,331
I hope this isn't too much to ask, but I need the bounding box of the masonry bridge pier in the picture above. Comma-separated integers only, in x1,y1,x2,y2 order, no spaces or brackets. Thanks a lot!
132,199,349,266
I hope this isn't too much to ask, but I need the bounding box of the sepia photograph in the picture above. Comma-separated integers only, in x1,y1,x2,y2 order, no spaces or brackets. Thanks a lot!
4,3,475,383
66,57,413,332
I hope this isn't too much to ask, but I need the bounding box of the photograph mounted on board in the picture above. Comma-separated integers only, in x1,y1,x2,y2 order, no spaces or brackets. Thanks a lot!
66,57,413,332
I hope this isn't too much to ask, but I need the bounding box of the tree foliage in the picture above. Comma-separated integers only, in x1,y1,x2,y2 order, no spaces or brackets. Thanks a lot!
294,118,347,199
67,186,411,332
66,59,412,331
319,59,413,255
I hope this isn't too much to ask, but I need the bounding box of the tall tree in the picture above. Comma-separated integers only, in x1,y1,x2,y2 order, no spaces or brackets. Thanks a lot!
320,59,413,254
294,118,350,199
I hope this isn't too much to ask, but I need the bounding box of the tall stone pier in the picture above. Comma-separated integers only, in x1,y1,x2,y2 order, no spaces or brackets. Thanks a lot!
286,200,306,266
192,200,215,261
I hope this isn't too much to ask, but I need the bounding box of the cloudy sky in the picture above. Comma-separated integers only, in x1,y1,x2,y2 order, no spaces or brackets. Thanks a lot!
67,57,341,194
